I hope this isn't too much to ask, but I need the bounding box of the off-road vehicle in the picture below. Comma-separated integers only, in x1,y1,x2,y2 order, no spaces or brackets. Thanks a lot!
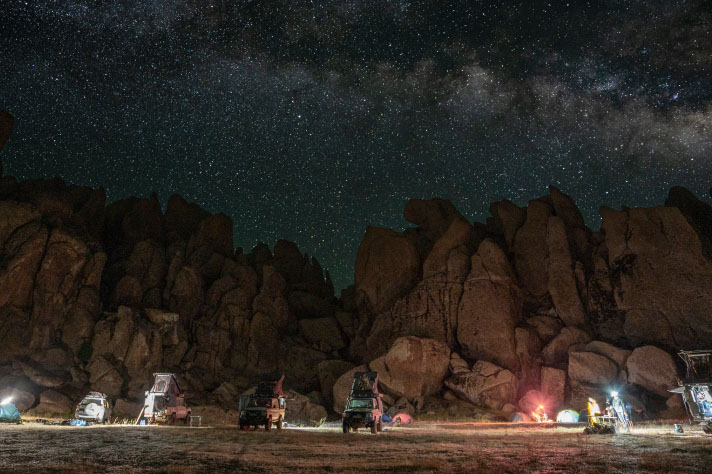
137,373,191,425
75,391,112,423
342,372,383,434
670,350,712,434
239,375,286,431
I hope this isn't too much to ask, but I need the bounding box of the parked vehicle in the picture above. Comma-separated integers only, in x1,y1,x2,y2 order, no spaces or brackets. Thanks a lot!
670,350,712,434
75,392,112,423
137,373,191,425
342,372,383,434
238,375,286,431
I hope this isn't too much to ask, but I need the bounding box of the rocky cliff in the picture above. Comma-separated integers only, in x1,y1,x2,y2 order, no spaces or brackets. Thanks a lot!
0,110,708,422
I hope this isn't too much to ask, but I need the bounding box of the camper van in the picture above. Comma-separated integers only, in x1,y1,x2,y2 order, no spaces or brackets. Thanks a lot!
138,373,191,425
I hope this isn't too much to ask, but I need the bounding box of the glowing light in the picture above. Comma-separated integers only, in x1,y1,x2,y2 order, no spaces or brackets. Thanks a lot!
611,391,618,397
0,397,12,405
556,409,579,423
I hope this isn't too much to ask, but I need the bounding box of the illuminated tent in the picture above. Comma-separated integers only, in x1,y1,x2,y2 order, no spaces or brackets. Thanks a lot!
556,409,580,423
0,403,21,423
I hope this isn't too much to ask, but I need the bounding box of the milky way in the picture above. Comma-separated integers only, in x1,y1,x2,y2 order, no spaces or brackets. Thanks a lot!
1,1,710,289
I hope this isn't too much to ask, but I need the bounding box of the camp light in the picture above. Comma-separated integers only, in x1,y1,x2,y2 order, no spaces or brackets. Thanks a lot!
610,391,618,397
1,397,12,405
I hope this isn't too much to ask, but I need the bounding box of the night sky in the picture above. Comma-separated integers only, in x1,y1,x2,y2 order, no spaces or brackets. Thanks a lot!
1,1,710,290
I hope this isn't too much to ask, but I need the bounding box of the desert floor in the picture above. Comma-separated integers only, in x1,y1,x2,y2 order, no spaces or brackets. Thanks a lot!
1,422,711,473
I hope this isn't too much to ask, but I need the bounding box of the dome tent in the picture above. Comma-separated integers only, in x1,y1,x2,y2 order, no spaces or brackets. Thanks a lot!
0,402,21,423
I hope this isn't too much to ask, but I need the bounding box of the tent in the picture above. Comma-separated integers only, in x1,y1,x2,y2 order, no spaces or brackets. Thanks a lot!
0,403,21,423
509,412,531,422
556,409,580,423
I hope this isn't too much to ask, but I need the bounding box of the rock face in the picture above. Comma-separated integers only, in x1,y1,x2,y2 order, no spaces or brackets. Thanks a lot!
457,239,522,371
368,337,450,399
626,346,680,396
445,361,518,410
601,205,712,349
0,129,707,425
354,227,420,314
568,351,618,385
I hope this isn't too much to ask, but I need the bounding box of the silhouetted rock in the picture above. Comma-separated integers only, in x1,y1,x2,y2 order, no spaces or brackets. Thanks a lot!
457,239,522,371
354,227,420,313
601,205,712,349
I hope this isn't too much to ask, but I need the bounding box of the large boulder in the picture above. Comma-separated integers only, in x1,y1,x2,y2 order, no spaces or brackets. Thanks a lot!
354,227,421,313
540,366,566,411
546,216,586,327
583,341,631,369
489,199,525,251
86,356,124,398
457,239,523,371
568,351,618,385
366,278,462,357
422,216,474,279
444,360,518,410
601,205,712,349
541,327,591,366
626,346,679,396
32,390,75,416
369,337,450,399
404,198,463,242
512,200,552,298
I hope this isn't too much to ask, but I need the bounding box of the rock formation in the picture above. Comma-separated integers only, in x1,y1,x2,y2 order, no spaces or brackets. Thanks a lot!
0,115,710,422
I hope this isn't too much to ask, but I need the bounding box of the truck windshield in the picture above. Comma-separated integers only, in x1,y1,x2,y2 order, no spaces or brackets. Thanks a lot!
250,398,273,408
348,399,373,409
79,398,103,408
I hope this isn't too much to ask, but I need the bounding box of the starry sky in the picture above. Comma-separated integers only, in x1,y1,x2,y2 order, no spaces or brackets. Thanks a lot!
1,1,710,290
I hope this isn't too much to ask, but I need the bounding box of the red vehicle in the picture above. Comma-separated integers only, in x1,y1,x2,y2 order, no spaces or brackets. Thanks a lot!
137,373,191,425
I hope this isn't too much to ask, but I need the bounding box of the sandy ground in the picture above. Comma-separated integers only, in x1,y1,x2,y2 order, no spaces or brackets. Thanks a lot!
1,422,711,473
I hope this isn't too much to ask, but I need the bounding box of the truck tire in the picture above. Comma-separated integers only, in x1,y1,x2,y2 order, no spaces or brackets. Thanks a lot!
342,422,349,433
377,418,383,432
265,417,272,431
371,422,377,434
277,415,283,430
170,414,176,425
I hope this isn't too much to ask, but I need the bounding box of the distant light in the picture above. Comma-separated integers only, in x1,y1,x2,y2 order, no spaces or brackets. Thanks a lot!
556,409,579,423
0,397,12,405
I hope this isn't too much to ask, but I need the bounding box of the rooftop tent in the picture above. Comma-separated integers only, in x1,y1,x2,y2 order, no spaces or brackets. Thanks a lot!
350,372,379,399
256,374,285,398
0,403,21,422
